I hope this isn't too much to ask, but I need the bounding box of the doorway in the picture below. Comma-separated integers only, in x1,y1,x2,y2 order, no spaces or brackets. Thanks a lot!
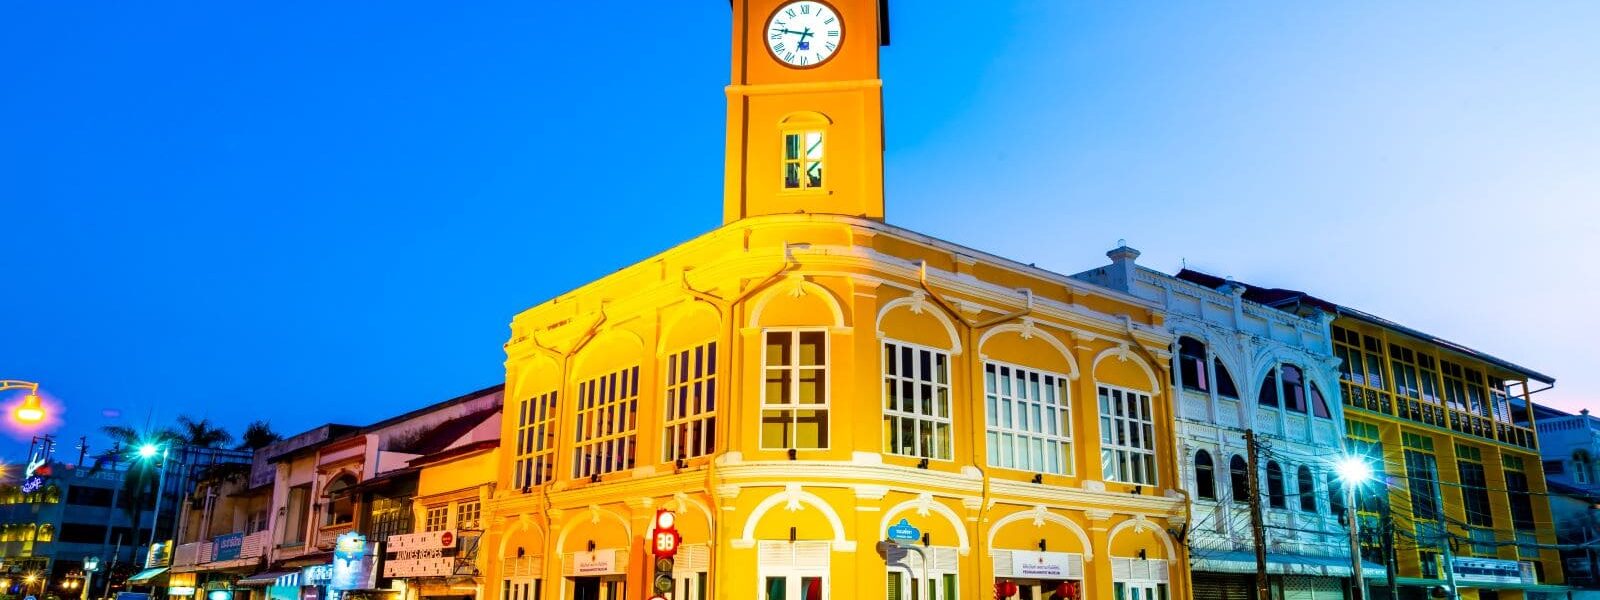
569,577,624,600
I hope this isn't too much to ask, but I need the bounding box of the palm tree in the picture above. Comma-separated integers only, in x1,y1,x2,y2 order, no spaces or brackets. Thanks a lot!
91,423,185,566
236,420,282,451
175,416,233,448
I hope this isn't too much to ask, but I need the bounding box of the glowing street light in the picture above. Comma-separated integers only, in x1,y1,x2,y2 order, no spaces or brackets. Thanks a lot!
2,380,46,425
1336,456,1374,600
137,442,174,554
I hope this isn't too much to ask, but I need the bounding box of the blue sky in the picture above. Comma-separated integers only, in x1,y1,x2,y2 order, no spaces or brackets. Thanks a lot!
3,2,1597,459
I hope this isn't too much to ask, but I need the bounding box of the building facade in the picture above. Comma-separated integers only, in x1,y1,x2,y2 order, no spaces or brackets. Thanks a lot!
1527,405,1600,587
481,2,1187,600
1077,249,1365,600
1176,271,1565,600
0,461,157,597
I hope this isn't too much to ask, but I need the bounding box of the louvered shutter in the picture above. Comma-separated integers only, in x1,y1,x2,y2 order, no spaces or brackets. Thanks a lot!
992,550,1014,578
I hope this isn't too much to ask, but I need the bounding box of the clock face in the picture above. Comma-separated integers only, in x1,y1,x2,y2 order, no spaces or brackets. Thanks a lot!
765,1,843,68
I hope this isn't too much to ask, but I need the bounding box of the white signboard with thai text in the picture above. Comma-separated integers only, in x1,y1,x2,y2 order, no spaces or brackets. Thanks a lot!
572,550,617,576
1451,557,1529,585
384,530,458,578
1009,551,1083,579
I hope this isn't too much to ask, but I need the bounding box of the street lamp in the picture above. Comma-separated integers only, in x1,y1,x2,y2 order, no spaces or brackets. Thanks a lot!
1336,456,1374,600
2,380,46,424
137,442,173,559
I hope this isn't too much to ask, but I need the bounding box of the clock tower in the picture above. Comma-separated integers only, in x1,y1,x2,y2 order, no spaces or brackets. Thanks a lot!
723,0,889,224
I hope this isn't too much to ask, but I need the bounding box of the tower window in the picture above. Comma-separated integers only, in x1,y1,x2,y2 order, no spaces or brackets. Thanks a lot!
783,131,823,190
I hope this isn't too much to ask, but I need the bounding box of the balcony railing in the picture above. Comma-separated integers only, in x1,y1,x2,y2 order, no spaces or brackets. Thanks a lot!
316,522,355,549
173,530,271,568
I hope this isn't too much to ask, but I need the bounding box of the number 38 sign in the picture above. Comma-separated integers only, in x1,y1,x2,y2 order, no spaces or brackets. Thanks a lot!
651,509,681,559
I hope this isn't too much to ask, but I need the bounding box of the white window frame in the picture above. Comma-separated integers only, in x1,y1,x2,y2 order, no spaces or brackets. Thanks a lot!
663,341,719,462
1099,384,1158,485
886,545,960,600
883,340,953,461
758,541,831,600
1113,558,1171,600
760,329,830,450
985,360,1074,475
572,366,640,479
423,505,448,532
513,390,558,490
457,499,482,530
781,129,825,191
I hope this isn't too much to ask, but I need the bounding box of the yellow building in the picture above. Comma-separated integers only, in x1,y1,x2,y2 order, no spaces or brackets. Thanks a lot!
1173,271,1565,600
481,2,1188,599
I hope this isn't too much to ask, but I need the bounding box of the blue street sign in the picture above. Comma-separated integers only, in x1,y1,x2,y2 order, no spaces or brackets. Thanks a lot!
887,518,921,542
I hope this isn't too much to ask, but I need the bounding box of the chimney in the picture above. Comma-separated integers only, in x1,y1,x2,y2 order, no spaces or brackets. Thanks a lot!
1105,241,1140,292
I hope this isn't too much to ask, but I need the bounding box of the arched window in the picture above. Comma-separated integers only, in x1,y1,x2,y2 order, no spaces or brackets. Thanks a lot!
780,113,829,190
1576,451,1594,485
1310,381,1331,418
1230,455,1250,500
1267,461,1286,508
1195,450,1217,500
1214,359,1240,399
36,523,53,542
323,474,358,526
1178,337,1209,392
1281,365,1307,413
1298,465,1317,512
1258,369,1280,407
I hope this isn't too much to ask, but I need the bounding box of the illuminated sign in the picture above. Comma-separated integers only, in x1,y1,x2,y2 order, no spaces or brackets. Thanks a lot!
383,530,458,578
651,510,680,559
168,588,197,596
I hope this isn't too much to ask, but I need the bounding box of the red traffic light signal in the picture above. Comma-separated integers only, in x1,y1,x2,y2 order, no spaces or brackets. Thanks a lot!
652,509,681,559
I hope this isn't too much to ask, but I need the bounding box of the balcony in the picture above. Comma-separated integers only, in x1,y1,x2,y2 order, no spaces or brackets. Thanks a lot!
171,530,270,570
316,522,355,549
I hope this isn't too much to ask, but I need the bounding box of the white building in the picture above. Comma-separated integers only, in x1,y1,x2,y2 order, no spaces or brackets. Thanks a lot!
1077,246,1375,600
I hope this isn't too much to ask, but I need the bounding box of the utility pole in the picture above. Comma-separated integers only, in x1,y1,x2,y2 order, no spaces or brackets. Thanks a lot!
1246,429,1269,600
1428,477,1460,599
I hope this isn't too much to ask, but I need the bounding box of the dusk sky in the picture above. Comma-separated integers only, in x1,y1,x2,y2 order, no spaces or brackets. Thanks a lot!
3,2,1597,459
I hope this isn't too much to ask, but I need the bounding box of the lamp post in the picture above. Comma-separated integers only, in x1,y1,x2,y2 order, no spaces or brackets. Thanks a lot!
139,443,173,561
2,380,46,425
1336,456,1374,600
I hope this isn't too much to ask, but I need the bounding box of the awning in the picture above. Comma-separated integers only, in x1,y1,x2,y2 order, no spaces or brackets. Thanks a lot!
237,571,300,587
127,567,171,584
1191,550,1387,579
1391,577,1570,592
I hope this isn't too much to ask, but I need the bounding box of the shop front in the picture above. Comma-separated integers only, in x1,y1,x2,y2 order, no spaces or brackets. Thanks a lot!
562,549,627,600
992,550,1086,600
235,571,300,600
384,529,477,600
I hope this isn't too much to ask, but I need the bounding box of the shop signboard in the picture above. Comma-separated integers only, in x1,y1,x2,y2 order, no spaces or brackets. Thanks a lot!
1451,557,1525,585
1009,551,1077,579
146,541,174,568
327,533,377,600
886,519,921,543
573,550,617,576
212,533,245,562
384,530,458,578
